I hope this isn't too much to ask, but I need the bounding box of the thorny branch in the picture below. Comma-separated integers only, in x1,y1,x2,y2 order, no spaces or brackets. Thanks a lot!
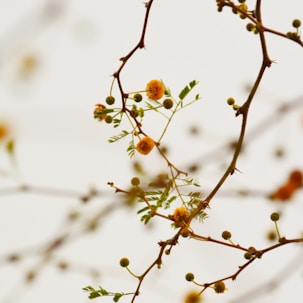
113,0,154,113
103,0,303,300
1,0,303,302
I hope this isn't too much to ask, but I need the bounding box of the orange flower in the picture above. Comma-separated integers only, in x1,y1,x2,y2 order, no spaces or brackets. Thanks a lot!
288,170,303,189
270,183,295,201
146,80,165,101
0,122,9,141
173,207,190,227
18,54,38,78
184,291,202,303
21,55,37,72
213,281,227,294
94,104,107,121
136,136,155,155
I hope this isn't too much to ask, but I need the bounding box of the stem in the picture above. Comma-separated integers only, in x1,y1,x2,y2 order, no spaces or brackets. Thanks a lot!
113,0,154,110
158,98,179,143
274,221,281,241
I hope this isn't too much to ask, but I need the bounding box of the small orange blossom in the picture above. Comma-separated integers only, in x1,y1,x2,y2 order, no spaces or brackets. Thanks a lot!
136,136,155,155
94,104,107,121
146,80,165,101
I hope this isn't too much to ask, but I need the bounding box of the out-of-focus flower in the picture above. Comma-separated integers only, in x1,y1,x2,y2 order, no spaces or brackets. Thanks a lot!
269,169,303,202
0,122,9,141
184,290,202,303
289,169,303,188
19,55,38,77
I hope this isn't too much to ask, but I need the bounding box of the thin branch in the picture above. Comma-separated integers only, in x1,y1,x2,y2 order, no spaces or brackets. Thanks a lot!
113,0,154,110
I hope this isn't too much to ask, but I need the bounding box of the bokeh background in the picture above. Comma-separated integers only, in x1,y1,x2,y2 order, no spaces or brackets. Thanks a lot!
1,0,303,302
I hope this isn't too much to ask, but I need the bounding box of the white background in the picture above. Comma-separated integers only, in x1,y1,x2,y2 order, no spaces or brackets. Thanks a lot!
1,1,303,303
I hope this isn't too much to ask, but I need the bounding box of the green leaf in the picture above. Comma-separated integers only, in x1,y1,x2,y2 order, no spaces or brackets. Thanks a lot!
178,80,199,100
6,139,15,155
88,292,101,299
140,213,153,224
144,190,163,196
113,293,123,302
139,108,144,118
189,80,197,88
98,286,109,296
126,139,136,158
179,85,190,100
108,130,130,143
137,204,157,224
83,286,102,299
82,286,94,291
197,210,208,223
113,118,121,128
94,108,114,118
164,195,177,209
182,177,201,187
137,206,150,214
164,85,172,97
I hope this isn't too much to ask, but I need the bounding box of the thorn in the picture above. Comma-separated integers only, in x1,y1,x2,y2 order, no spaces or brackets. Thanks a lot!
235,167,243,173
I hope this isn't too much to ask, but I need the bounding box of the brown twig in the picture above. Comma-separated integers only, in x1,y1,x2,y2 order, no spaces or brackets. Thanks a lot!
113,0,154,111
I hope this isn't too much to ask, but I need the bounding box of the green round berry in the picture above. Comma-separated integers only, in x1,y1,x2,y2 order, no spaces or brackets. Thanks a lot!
239,3,247,11
133,93,143,102
227,97,235,105
130,109,139,118
246,23,255,32
238,0,246,3
139,108,144,118
292,19,301,28
286,31,298,40
244,252,252,260
163,98,174,109
248,246,256,253
105,115,113,124
106,96,115,105
119,258,129,267
185,273,195,282
131,177,140,186
232,104,240,111
222,230,232,240
270,212,280,222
